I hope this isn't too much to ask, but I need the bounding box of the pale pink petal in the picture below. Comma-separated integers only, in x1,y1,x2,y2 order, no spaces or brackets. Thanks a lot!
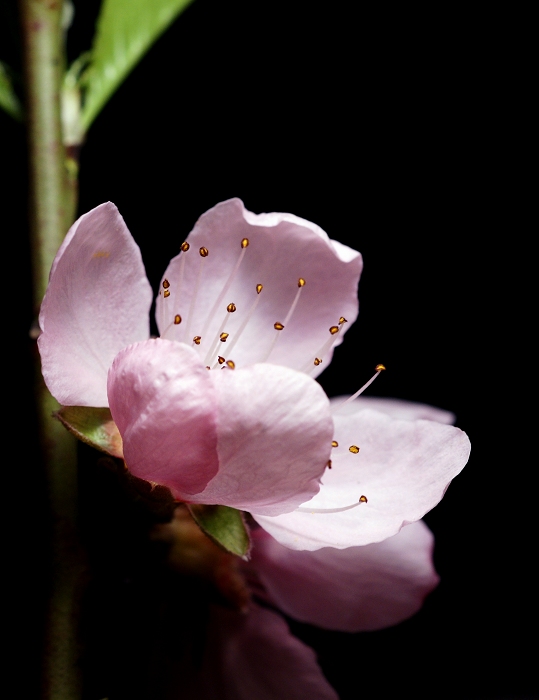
251,520,439,632
155,198,362,376
107,339,219,496
254,409,471,549
188,363,334,515
183,603,338,700
108,342,333,511
38,202,152,406
331,395,456,424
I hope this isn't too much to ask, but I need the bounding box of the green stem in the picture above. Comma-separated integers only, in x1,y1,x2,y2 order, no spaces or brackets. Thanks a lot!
19,1,83,697
20,0,72,307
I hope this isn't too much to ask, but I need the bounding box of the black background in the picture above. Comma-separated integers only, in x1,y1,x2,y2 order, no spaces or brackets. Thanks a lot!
2,1,533,699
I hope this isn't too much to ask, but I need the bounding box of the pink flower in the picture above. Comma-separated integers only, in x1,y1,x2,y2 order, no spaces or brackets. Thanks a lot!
39,199,359,516
39,198,471,696
38,198,470,545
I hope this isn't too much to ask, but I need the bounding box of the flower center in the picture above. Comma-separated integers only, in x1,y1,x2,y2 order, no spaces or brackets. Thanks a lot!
158,237,349,371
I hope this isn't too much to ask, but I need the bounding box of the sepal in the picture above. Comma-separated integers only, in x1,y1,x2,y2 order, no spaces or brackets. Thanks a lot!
55,406,123,458
188,504,251,559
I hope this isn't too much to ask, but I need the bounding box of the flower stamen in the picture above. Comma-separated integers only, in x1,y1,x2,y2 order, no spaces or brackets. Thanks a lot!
203,302,237,365
332,364,386,411
200,238,249,343
211,354,228,370
261,278,306,362
224,283,264,357
159,243,190,338
296,495,368,514
300,316,348,373
183,247,209,343
159,312,183,340
158,278,172,336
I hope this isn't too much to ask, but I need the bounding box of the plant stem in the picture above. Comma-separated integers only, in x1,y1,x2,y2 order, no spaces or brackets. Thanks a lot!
20,0,71,307
19,1,83,697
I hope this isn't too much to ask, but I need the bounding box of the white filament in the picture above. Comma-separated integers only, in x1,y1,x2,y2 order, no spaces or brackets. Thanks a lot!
159,318,175,340
261,285,304,362
332,369,384,411
200,246,247,342
300,325,341,374
173,249,187,330
296,501,363,514
225,291,262,356
158,288,168,339
183,254,206,344
204,310,231,365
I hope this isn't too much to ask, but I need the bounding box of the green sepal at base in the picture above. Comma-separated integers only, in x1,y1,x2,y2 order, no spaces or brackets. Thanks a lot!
55,406,123,458
187,504,251,559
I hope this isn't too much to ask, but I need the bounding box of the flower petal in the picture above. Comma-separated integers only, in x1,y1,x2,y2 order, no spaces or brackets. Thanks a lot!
254,409,471,549
183,603,338,700
155,198,362,376
251,520,439,632
38,202,152,406
107,339,219,496
188,363,334,515
331,395,456,424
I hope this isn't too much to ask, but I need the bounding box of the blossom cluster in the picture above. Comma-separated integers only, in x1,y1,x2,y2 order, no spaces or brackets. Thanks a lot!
39,199,470,697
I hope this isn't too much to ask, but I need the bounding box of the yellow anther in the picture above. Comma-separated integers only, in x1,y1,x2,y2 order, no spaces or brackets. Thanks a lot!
220,332,229,342
375,364,386,372
349,445,360,454
314,358,322,366
329,326,339,335
331,440,339,448
174,314,182,325
226,360,236,369
274,322,285,331
162,279,170,289
339,317,347,325
256,283,263,294
227,303,237,313
163,289,170,298
181,242,190,252
359,495,368,503
298,277,306,287
241,238,249,249
193,336,201,345
326,459,332,469
199,247,209,257
218,356,225,365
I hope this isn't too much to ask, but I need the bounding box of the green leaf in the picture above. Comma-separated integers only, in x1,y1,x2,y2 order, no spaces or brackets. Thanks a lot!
0,62,23,121
55,406,123,458
188,504,251,558
80,0,194,132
